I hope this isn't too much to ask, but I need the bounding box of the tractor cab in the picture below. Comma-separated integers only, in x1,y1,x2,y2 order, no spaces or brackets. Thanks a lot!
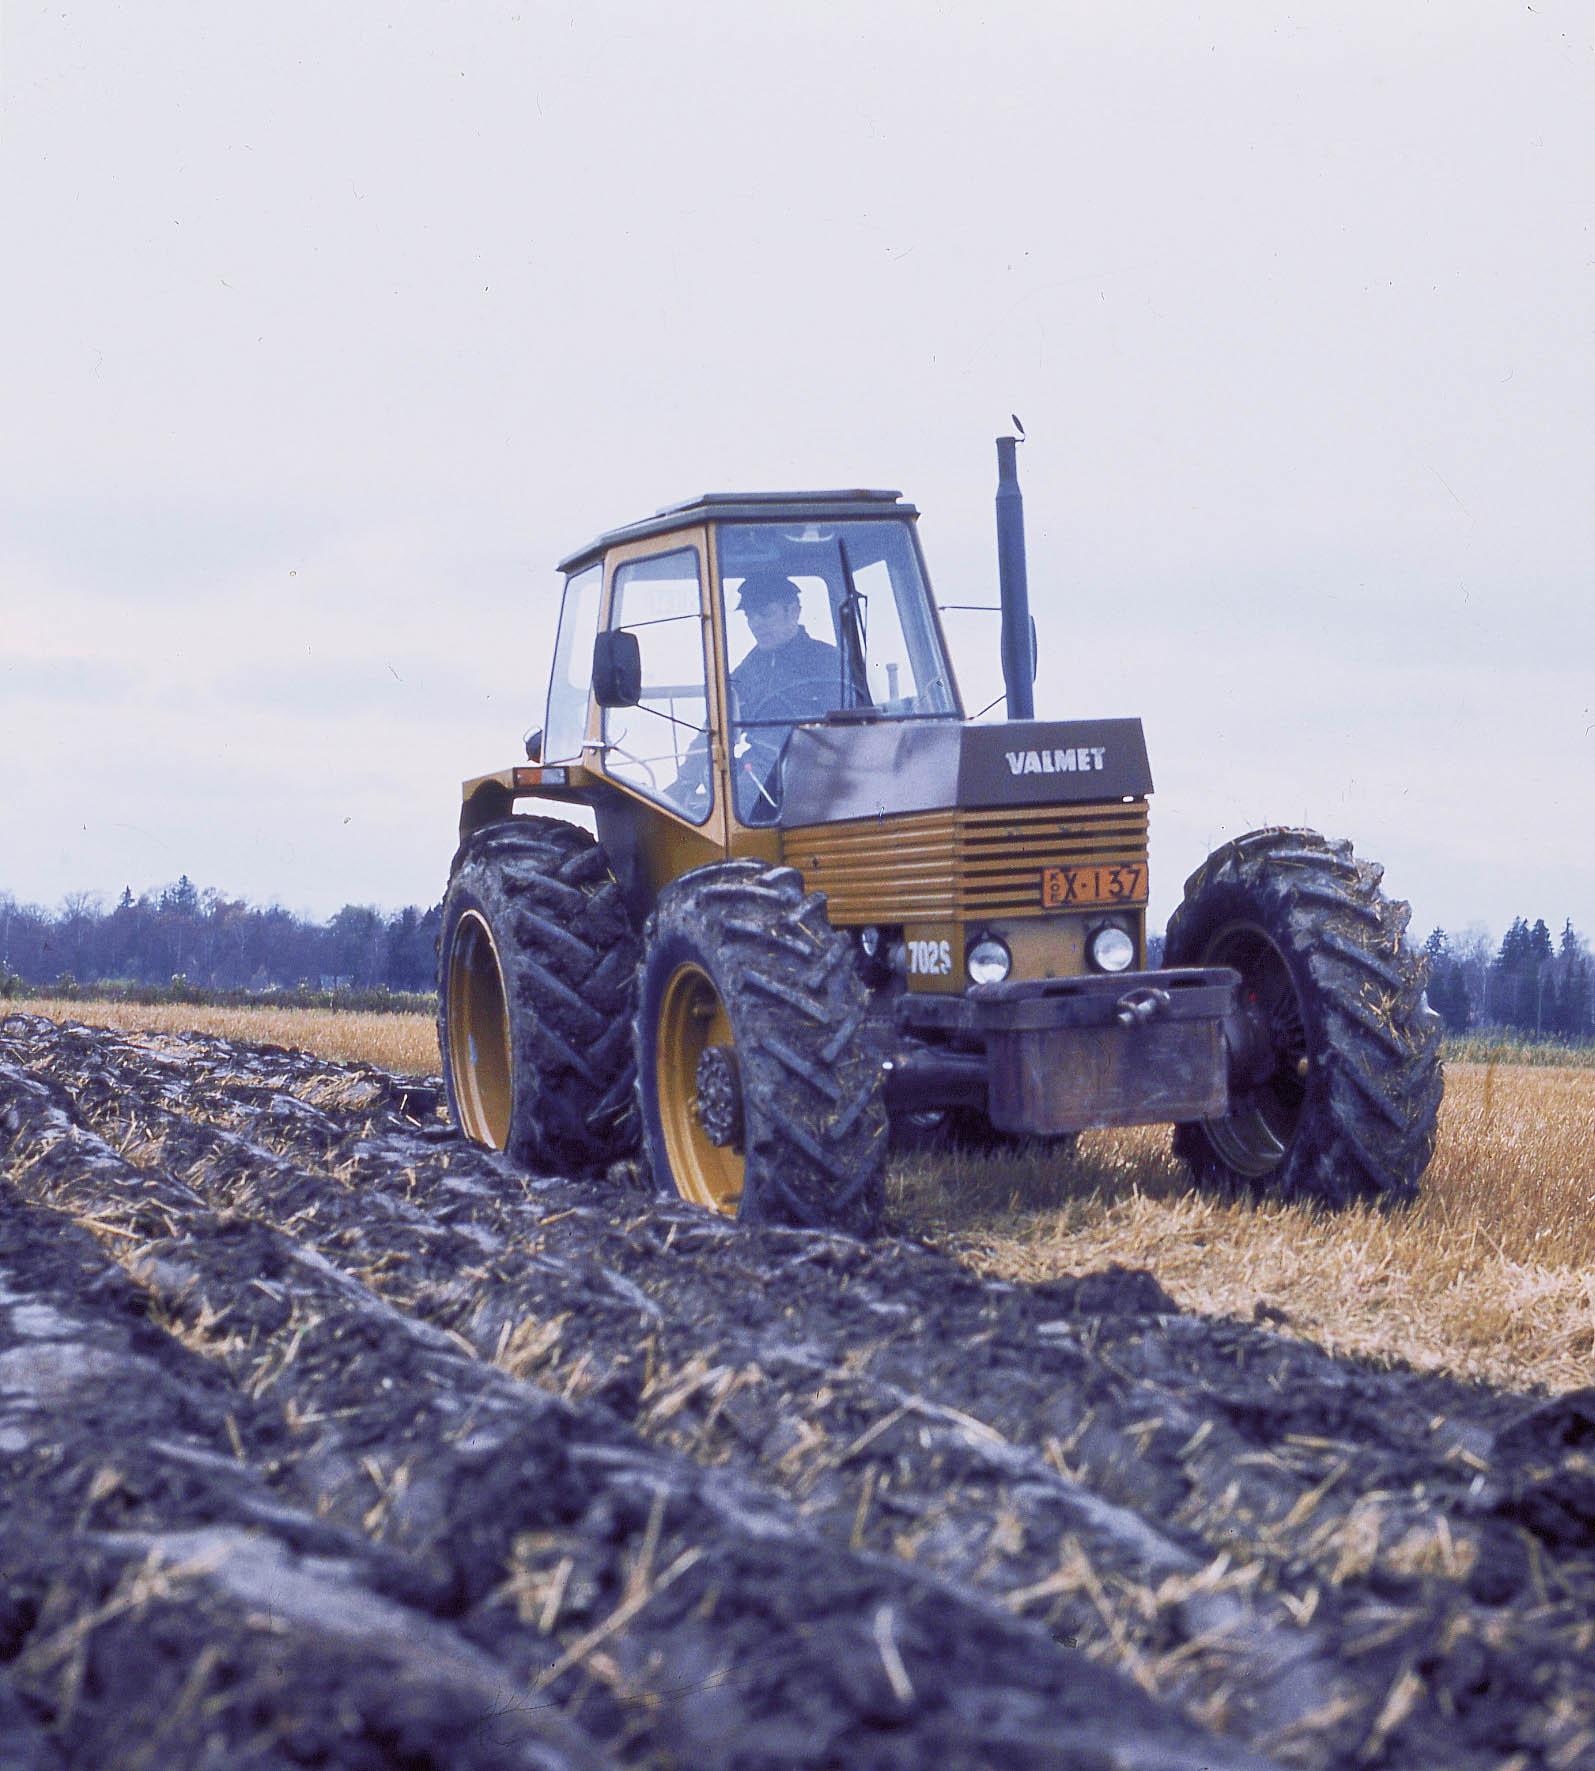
464,483,1159,993
532,491,960,840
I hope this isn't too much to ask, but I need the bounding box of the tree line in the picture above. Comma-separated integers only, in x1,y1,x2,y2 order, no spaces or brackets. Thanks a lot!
0,877,441,996
3,880,1592,1040
1423,917,1594,1040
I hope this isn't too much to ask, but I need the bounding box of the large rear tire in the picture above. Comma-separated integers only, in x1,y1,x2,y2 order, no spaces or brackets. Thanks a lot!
437,818,640,1175
1164,827,1441,1208
636,862,887,1234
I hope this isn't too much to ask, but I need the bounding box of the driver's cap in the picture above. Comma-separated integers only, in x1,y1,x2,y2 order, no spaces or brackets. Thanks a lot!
735,572,802,610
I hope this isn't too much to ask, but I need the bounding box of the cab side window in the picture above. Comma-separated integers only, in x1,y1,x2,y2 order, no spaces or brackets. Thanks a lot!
602,549,713,823
543,564,602,763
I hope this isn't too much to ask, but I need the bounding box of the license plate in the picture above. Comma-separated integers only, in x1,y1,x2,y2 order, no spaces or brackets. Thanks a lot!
1040,862,1148,908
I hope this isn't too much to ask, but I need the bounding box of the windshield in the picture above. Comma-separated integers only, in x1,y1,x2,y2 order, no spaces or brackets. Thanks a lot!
717,519,959,717
715,518,960,822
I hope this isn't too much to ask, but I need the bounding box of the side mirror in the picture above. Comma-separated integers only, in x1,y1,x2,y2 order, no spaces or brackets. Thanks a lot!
592,629,642,709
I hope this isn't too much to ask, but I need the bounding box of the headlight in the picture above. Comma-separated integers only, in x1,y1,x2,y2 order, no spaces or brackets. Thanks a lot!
1088,925,1135,974
858,925,882,959
966,935,1012,985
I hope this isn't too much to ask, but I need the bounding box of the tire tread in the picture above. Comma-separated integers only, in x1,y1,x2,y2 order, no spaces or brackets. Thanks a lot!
438,817,641,1174
636,862,886,1235
1165,826,1441,1208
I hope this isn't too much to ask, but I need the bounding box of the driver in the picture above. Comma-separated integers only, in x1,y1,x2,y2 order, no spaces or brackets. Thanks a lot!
728,572,842,726
666,573,844,818
727,573,845,818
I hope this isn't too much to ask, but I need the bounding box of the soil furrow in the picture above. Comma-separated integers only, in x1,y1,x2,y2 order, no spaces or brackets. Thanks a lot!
0,1163,603,1769
1,1031,1270,1770
6,1013,1595,1770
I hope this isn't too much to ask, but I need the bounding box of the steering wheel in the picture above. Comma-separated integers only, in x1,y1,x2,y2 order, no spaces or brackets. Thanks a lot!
604,742,660,789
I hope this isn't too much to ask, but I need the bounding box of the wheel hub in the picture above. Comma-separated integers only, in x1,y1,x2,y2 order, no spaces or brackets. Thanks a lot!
695,1045,744,1148
1202,920,1309,1178
1224,996,1285,1090
655,960,745,1215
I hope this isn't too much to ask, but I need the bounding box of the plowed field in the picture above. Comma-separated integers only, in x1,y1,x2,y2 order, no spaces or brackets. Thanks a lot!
2,1011,1592,1769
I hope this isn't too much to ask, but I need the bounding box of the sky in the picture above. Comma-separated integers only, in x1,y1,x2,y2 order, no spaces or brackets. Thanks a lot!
2,0,1591,940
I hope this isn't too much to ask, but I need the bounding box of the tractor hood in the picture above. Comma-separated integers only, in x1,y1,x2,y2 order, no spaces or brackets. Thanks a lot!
778,718,1153,826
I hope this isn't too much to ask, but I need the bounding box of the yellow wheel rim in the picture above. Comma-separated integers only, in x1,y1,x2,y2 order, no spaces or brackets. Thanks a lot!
445,909,513,1150
656,961,744,1215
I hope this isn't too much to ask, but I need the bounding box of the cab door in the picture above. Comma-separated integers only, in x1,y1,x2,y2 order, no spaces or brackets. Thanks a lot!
592,528,732,895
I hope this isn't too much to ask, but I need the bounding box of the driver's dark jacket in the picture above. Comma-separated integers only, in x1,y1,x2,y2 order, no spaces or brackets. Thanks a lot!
668,627,843,817
729,628,843,725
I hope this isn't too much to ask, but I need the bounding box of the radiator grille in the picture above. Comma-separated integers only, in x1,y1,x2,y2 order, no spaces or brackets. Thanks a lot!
781,800,1149,922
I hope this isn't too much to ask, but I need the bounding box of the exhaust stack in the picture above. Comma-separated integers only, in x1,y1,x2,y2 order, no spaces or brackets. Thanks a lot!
995,434,1035,721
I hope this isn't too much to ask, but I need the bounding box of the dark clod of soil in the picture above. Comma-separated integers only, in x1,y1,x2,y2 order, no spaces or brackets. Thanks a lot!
2,1012,1592,1770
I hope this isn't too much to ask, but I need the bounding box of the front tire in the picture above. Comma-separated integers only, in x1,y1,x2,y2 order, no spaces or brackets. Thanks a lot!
437,818,640,1175
636,862,887,1235
1164,827,1441,1208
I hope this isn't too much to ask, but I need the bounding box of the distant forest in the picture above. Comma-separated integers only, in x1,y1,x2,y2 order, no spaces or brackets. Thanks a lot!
1421,918,1594,1040
0,878,439,996
2,880,1591,1040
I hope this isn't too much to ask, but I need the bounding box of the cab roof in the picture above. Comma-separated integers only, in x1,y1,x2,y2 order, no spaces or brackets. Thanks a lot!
556,488,917,574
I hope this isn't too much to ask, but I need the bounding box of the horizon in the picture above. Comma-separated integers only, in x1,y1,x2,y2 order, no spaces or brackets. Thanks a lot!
1,871,1582,957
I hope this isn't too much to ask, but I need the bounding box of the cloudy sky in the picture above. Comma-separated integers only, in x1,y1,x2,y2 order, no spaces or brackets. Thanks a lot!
3,1,1590,939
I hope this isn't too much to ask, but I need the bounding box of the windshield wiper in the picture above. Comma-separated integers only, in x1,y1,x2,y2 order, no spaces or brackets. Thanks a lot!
832,536,871,709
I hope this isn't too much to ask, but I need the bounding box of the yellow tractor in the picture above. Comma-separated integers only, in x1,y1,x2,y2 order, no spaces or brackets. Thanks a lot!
438,441,1441,1234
